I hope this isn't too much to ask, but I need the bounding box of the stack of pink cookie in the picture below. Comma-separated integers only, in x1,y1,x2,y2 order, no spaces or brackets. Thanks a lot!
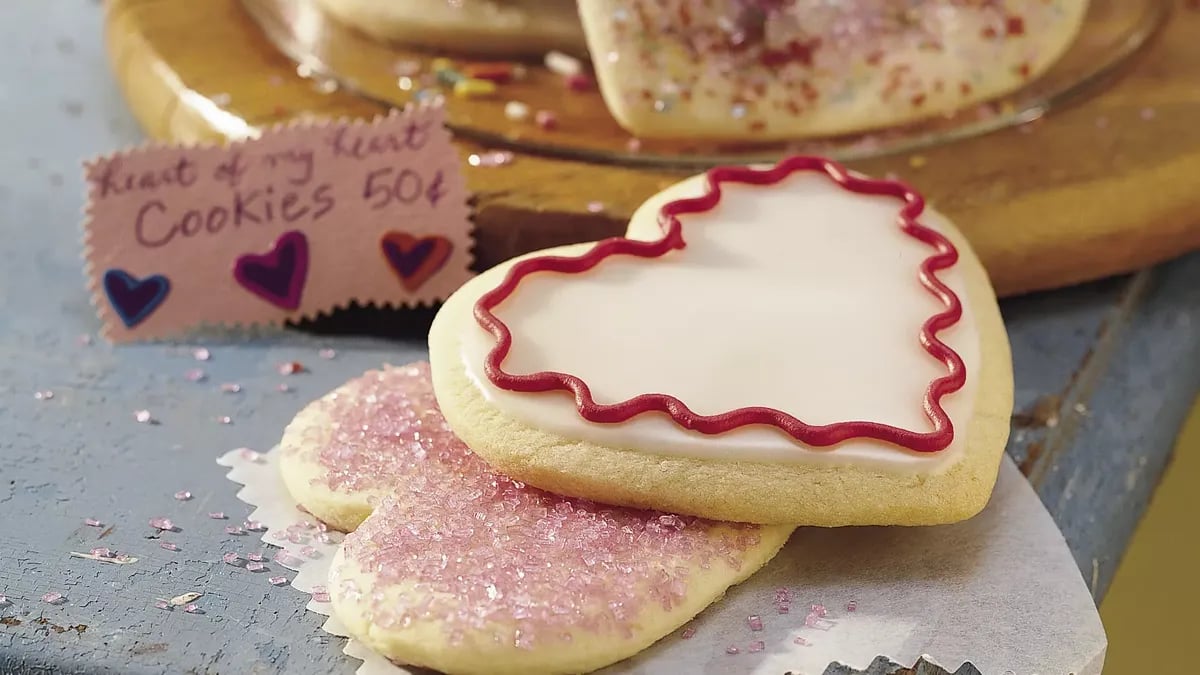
279,157,1014,673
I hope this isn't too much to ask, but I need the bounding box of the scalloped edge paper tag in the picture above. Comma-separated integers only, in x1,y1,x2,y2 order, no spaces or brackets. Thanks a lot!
83,104,473,342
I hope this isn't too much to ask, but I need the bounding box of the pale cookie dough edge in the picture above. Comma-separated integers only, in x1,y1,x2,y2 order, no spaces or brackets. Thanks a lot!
327,523,793,675
278,376,392,533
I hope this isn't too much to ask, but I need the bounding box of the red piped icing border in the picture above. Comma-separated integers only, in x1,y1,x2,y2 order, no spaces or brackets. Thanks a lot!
473,156,967,453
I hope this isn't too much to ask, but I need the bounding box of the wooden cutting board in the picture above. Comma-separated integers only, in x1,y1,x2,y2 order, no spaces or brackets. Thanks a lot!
104,0,1200,297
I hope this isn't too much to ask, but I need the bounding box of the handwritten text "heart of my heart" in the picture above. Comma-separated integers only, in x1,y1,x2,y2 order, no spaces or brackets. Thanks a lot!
86,120,447,249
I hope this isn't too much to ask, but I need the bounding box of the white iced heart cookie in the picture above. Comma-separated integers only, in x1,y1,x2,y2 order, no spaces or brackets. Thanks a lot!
429,157,1014,525
279,363,793,674
576,0,1088,139
314,0,585,57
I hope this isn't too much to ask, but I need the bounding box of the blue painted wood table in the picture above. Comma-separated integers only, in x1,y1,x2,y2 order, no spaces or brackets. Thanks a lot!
3,3,1200,674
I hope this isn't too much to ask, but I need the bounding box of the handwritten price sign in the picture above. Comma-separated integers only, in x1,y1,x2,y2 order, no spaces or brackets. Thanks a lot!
82,106,473,342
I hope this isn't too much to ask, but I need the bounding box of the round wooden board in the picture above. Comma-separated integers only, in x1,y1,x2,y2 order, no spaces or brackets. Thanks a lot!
104,0,1200,297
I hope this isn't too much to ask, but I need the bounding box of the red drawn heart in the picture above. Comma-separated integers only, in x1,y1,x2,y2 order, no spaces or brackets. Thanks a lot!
380,232,454,293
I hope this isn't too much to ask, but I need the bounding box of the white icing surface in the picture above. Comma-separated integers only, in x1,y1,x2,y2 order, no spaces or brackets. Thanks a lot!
460,172,981,472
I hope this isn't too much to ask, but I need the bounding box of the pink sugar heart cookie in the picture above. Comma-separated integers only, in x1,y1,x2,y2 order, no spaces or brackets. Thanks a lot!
278,363,793,674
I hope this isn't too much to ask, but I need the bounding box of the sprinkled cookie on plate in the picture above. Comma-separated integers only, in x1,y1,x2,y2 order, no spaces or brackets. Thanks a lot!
314,0,585,57
429,156,1014,526
278,363,793,674
576,0,1089,139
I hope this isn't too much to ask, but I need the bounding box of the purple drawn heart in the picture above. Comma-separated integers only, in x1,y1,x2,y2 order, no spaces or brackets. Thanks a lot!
103,268,170,328
233,230,309,311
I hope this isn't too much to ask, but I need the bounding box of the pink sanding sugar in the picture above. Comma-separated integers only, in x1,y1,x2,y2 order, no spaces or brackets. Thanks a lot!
317,363,763,649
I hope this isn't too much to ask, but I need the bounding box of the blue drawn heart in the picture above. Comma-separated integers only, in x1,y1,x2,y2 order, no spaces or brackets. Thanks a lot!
103,269,171,328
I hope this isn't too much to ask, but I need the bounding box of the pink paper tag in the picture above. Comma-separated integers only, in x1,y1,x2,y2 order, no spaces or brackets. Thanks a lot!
83,105,473,342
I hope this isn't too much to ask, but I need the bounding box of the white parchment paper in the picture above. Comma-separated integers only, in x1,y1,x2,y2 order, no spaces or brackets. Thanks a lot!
219,449,1106,675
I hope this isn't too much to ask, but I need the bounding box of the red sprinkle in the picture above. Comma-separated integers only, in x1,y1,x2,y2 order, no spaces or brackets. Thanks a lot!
534,110,558,130
565,73,593,92
464,62,514,83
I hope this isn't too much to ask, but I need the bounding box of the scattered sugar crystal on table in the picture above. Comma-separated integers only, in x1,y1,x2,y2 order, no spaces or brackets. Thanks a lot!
174,490,192,501
160,542,178,551
170,592,203,607
148,517,174,531
247,553,264,562
725,645,739,655
747,615,763,631
208,512,226,520
318,348,336,360
220,383,242,394
680,627,695,639
84,518,102,527
183,368,206,382
237,448,261,462
246,562,265,572
225,526,245,535
0,595,10,607
222,552,241,565
41,592,64,605
268,576,288,586
134,410,153,424
748,640,765,653
310,586,330,603
34,390,53,400
192,347,210,361
154,600,170,610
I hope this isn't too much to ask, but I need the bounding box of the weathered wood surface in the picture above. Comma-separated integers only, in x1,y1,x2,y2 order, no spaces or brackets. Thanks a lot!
3,2,1200,674
105,0,1200,296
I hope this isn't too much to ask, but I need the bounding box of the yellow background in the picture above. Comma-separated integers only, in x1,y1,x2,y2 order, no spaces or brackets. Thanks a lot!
1101,398,1200,672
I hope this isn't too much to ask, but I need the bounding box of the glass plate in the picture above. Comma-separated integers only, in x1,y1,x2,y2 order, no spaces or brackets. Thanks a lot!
240,0,1171,169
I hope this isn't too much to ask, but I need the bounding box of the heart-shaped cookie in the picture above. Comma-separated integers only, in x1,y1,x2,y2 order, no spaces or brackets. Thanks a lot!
429,158,1014,525
575,0,1088,139
279,363,792,674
